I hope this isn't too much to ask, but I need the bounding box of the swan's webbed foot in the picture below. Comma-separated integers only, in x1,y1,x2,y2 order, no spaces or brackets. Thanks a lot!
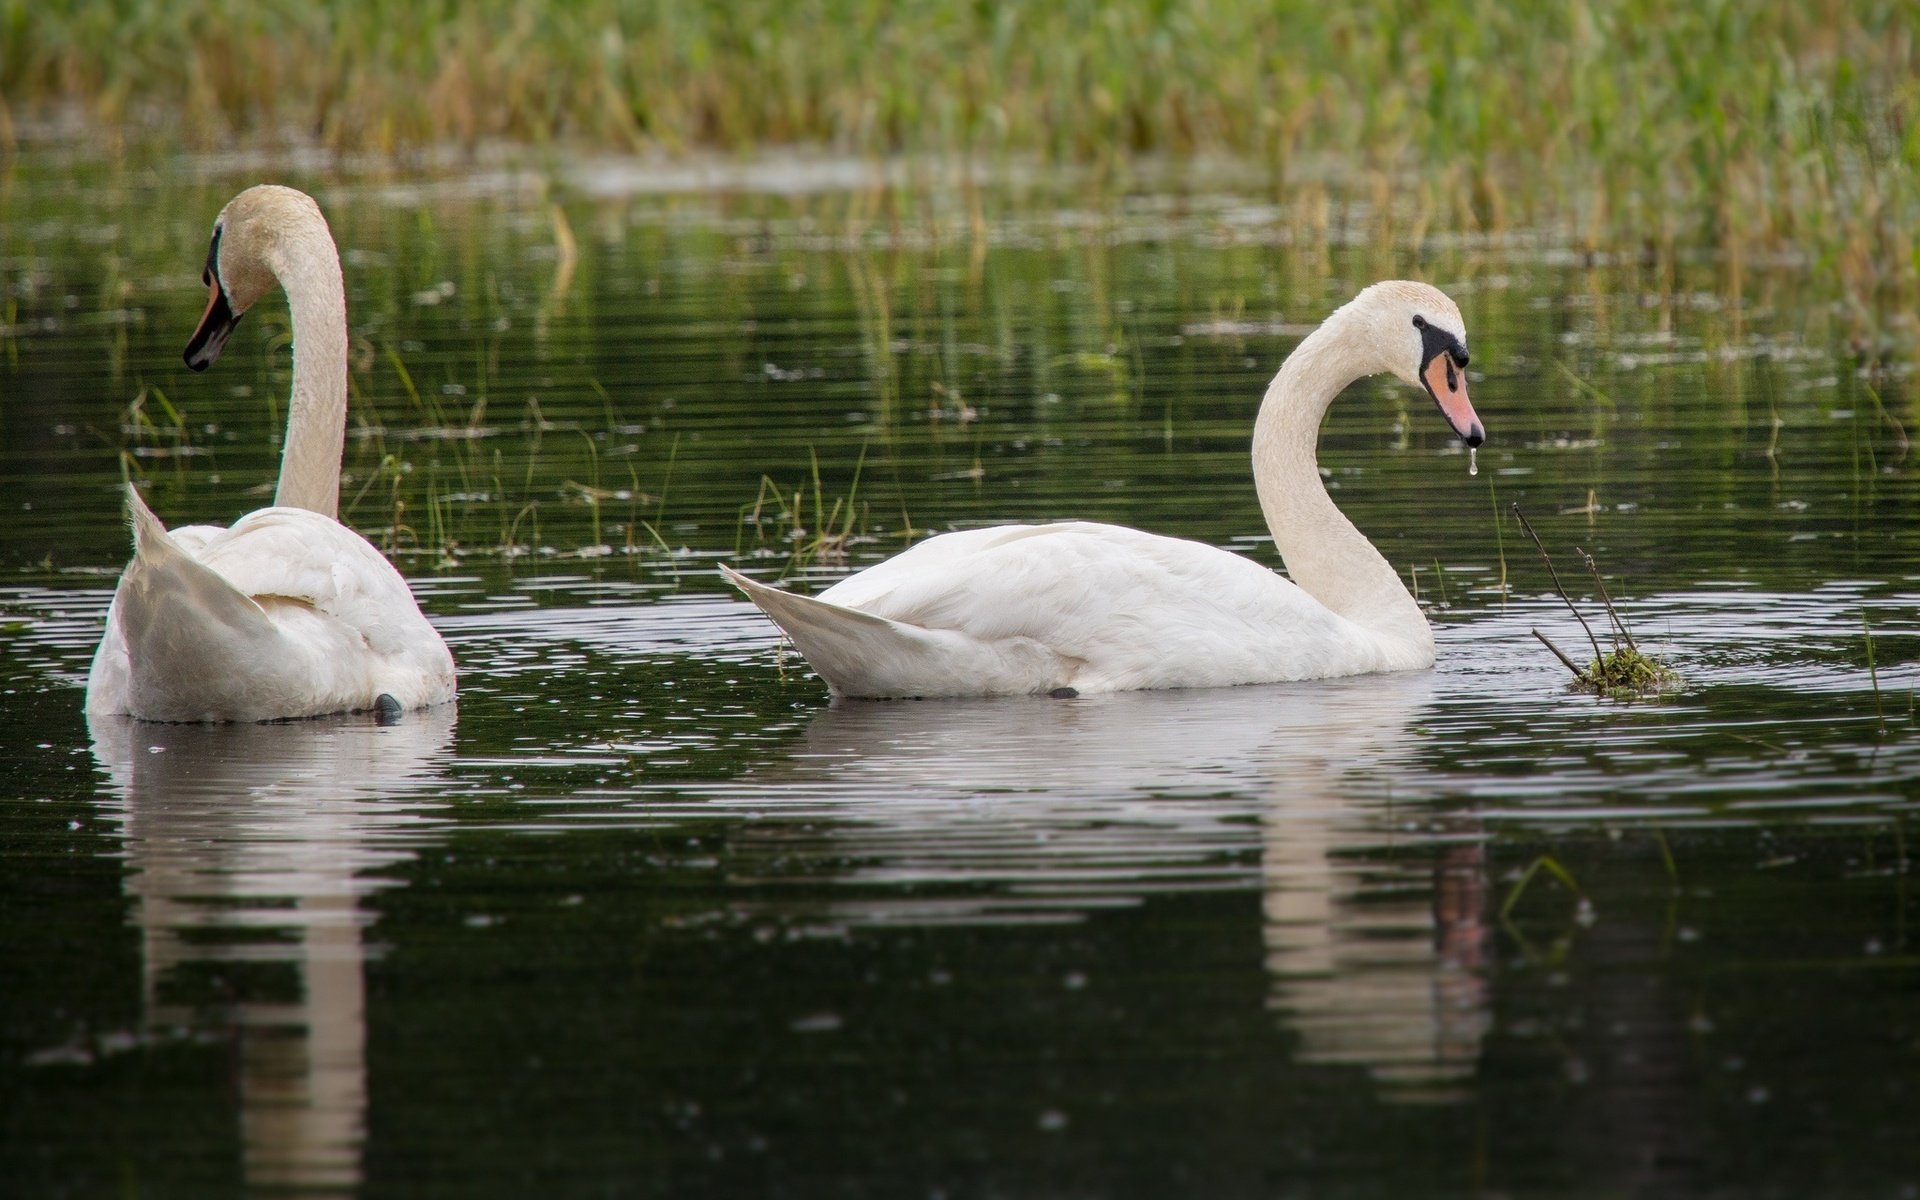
1049,686,1079,699
374,693,404,725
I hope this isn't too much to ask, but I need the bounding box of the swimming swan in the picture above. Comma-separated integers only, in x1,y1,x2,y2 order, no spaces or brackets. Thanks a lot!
723,280,1485,699
86,185,456,722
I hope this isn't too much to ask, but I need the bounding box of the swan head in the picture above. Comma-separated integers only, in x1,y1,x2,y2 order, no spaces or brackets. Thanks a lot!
184,185,328,372
1346,281,1484,448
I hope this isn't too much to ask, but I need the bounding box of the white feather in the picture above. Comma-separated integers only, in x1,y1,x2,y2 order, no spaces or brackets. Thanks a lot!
725,281,1483,699
87,489,454,722
86,186,454,722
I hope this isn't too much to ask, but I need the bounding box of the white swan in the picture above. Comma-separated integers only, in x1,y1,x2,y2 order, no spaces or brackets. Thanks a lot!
723,280,1485,699
85,185,456,722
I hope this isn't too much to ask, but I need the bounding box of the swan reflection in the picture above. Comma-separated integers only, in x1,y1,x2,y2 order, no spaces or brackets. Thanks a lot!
722,672,1489,1097
89,706,458,1194
1262,802,1489,1100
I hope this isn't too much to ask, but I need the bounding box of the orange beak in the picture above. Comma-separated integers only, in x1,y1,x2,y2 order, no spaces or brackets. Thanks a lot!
1422,352,1484,447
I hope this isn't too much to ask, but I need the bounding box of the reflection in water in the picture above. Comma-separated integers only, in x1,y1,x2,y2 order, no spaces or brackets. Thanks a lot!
714,672,1490,1098
1263,810,1490,1100
88,708,458,1194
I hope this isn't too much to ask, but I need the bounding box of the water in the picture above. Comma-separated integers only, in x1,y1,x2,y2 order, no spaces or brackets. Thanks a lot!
3,150,1918,1196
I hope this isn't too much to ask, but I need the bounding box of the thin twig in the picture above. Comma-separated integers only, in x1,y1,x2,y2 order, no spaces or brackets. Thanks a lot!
1532,629,1586,680
1578,548,1638,653
1865,612,1886,736
1511,503,1605,664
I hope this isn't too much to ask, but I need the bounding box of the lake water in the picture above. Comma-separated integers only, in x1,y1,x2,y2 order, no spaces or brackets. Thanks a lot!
2,150,1917,1196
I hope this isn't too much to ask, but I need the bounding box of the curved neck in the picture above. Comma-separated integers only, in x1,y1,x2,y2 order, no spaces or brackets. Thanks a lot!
1251,310,1431,654
269,230,348,519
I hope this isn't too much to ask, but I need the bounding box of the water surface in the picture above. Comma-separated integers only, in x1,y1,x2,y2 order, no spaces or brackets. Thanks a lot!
2,150,1917,1196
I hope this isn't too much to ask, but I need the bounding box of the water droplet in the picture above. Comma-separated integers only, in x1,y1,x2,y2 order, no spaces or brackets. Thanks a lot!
1468,446,1479,477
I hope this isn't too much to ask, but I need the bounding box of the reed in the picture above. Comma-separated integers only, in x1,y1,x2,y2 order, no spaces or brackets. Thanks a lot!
735,444,874,573
1863,612,1886,735
8,0,1916,312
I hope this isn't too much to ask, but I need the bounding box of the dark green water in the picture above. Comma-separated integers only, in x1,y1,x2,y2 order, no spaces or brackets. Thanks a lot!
2,151,1918,1197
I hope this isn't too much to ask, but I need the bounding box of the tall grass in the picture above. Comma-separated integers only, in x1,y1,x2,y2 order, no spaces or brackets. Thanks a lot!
15,5,1910,163
5,1,1918,304
7,3,1913,187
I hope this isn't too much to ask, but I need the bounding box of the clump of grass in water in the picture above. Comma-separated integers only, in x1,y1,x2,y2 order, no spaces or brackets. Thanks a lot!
736,445,873,573
1511,503,1678,699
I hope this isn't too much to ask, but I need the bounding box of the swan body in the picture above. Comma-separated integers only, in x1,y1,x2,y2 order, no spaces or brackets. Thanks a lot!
725,280,1485,700
720,523,1414,696
86,185,455,722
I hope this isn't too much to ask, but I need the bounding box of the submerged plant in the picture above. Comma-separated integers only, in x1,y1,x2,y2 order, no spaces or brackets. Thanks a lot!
1512,503,1678,699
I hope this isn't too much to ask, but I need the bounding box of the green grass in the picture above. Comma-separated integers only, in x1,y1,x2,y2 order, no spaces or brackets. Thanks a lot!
736,444,878,574
7,0,1917,311
1574,645,1682,699
1510,503,1680,699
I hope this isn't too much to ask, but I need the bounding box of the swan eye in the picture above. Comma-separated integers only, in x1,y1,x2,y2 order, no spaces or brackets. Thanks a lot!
1412,315,1427,330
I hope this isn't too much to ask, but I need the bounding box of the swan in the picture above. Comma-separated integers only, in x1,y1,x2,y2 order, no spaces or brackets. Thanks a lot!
85,185,456,722
722,280,1485,699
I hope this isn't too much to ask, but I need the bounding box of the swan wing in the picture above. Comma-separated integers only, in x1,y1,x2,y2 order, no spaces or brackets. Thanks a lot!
735,522,1399,697
87,490,454,721
195,506,439,660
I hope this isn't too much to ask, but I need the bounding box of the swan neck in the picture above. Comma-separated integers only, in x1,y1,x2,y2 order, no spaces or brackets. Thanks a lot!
271,231,347,520
1251,312,1430,652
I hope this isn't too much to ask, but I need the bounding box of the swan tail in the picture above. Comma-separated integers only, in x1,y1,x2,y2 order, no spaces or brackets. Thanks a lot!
125,482,175,562
720,565,1064,698
86,485,190,717
721,565,902,694
118,485,276,673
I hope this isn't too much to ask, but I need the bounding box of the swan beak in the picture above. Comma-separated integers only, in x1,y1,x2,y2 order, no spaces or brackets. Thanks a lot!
184,275,241,371
1421,352,1485,448
184,228,241,372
